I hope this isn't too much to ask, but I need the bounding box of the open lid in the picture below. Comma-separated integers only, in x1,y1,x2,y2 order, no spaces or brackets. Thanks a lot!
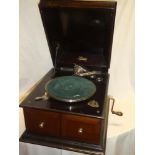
39,0,117,70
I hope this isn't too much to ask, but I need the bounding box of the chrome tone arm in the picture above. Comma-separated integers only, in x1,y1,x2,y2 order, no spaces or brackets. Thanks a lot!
74,64,102,77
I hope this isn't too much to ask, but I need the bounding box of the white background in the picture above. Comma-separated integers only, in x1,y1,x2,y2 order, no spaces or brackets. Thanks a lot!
2,0,155,155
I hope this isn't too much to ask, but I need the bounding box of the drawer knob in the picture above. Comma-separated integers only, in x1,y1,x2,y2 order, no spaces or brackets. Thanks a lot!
39,122,45,128
78,128,83,134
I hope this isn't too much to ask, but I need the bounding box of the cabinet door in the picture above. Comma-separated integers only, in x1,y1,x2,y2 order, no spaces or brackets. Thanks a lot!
62,114,102,144
24,108,61,137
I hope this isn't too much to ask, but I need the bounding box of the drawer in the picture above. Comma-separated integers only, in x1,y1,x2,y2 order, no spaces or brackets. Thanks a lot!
24,108,61,137
62,114,102,144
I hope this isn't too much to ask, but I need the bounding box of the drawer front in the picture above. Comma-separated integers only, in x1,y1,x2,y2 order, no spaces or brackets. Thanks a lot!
62,114,102,144
24,108,60,137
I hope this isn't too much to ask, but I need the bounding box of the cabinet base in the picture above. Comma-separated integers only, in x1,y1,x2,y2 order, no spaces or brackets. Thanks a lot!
20,131,105,155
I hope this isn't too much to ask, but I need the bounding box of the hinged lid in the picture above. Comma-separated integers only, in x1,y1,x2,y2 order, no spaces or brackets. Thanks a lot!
39,0,117,71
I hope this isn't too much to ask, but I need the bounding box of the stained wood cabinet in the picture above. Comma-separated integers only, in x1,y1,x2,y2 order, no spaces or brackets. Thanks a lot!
24,108,103,144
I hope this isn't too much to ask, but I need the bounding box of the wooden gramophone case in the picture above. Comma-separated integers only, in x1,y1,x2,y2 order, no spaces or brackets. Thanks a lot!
20,0,117,154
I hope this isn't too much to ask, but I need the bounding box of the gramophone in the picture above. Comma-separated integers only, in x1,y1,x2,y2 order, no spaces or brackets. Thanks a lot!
20,1,122,154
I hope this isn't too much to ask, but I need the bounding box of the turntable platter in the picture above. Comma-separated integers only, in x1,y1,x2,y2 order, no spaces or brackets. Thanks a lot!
45,76,96,103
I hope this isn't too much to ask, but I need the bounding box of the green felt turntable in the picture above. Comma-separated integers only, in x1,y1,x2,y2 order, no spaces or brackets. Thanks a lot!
45,76,96,103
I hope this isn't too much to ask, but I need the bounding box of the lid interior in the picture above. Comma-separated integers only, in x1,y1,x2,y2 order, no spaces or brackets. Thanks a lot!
39,1,116,69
